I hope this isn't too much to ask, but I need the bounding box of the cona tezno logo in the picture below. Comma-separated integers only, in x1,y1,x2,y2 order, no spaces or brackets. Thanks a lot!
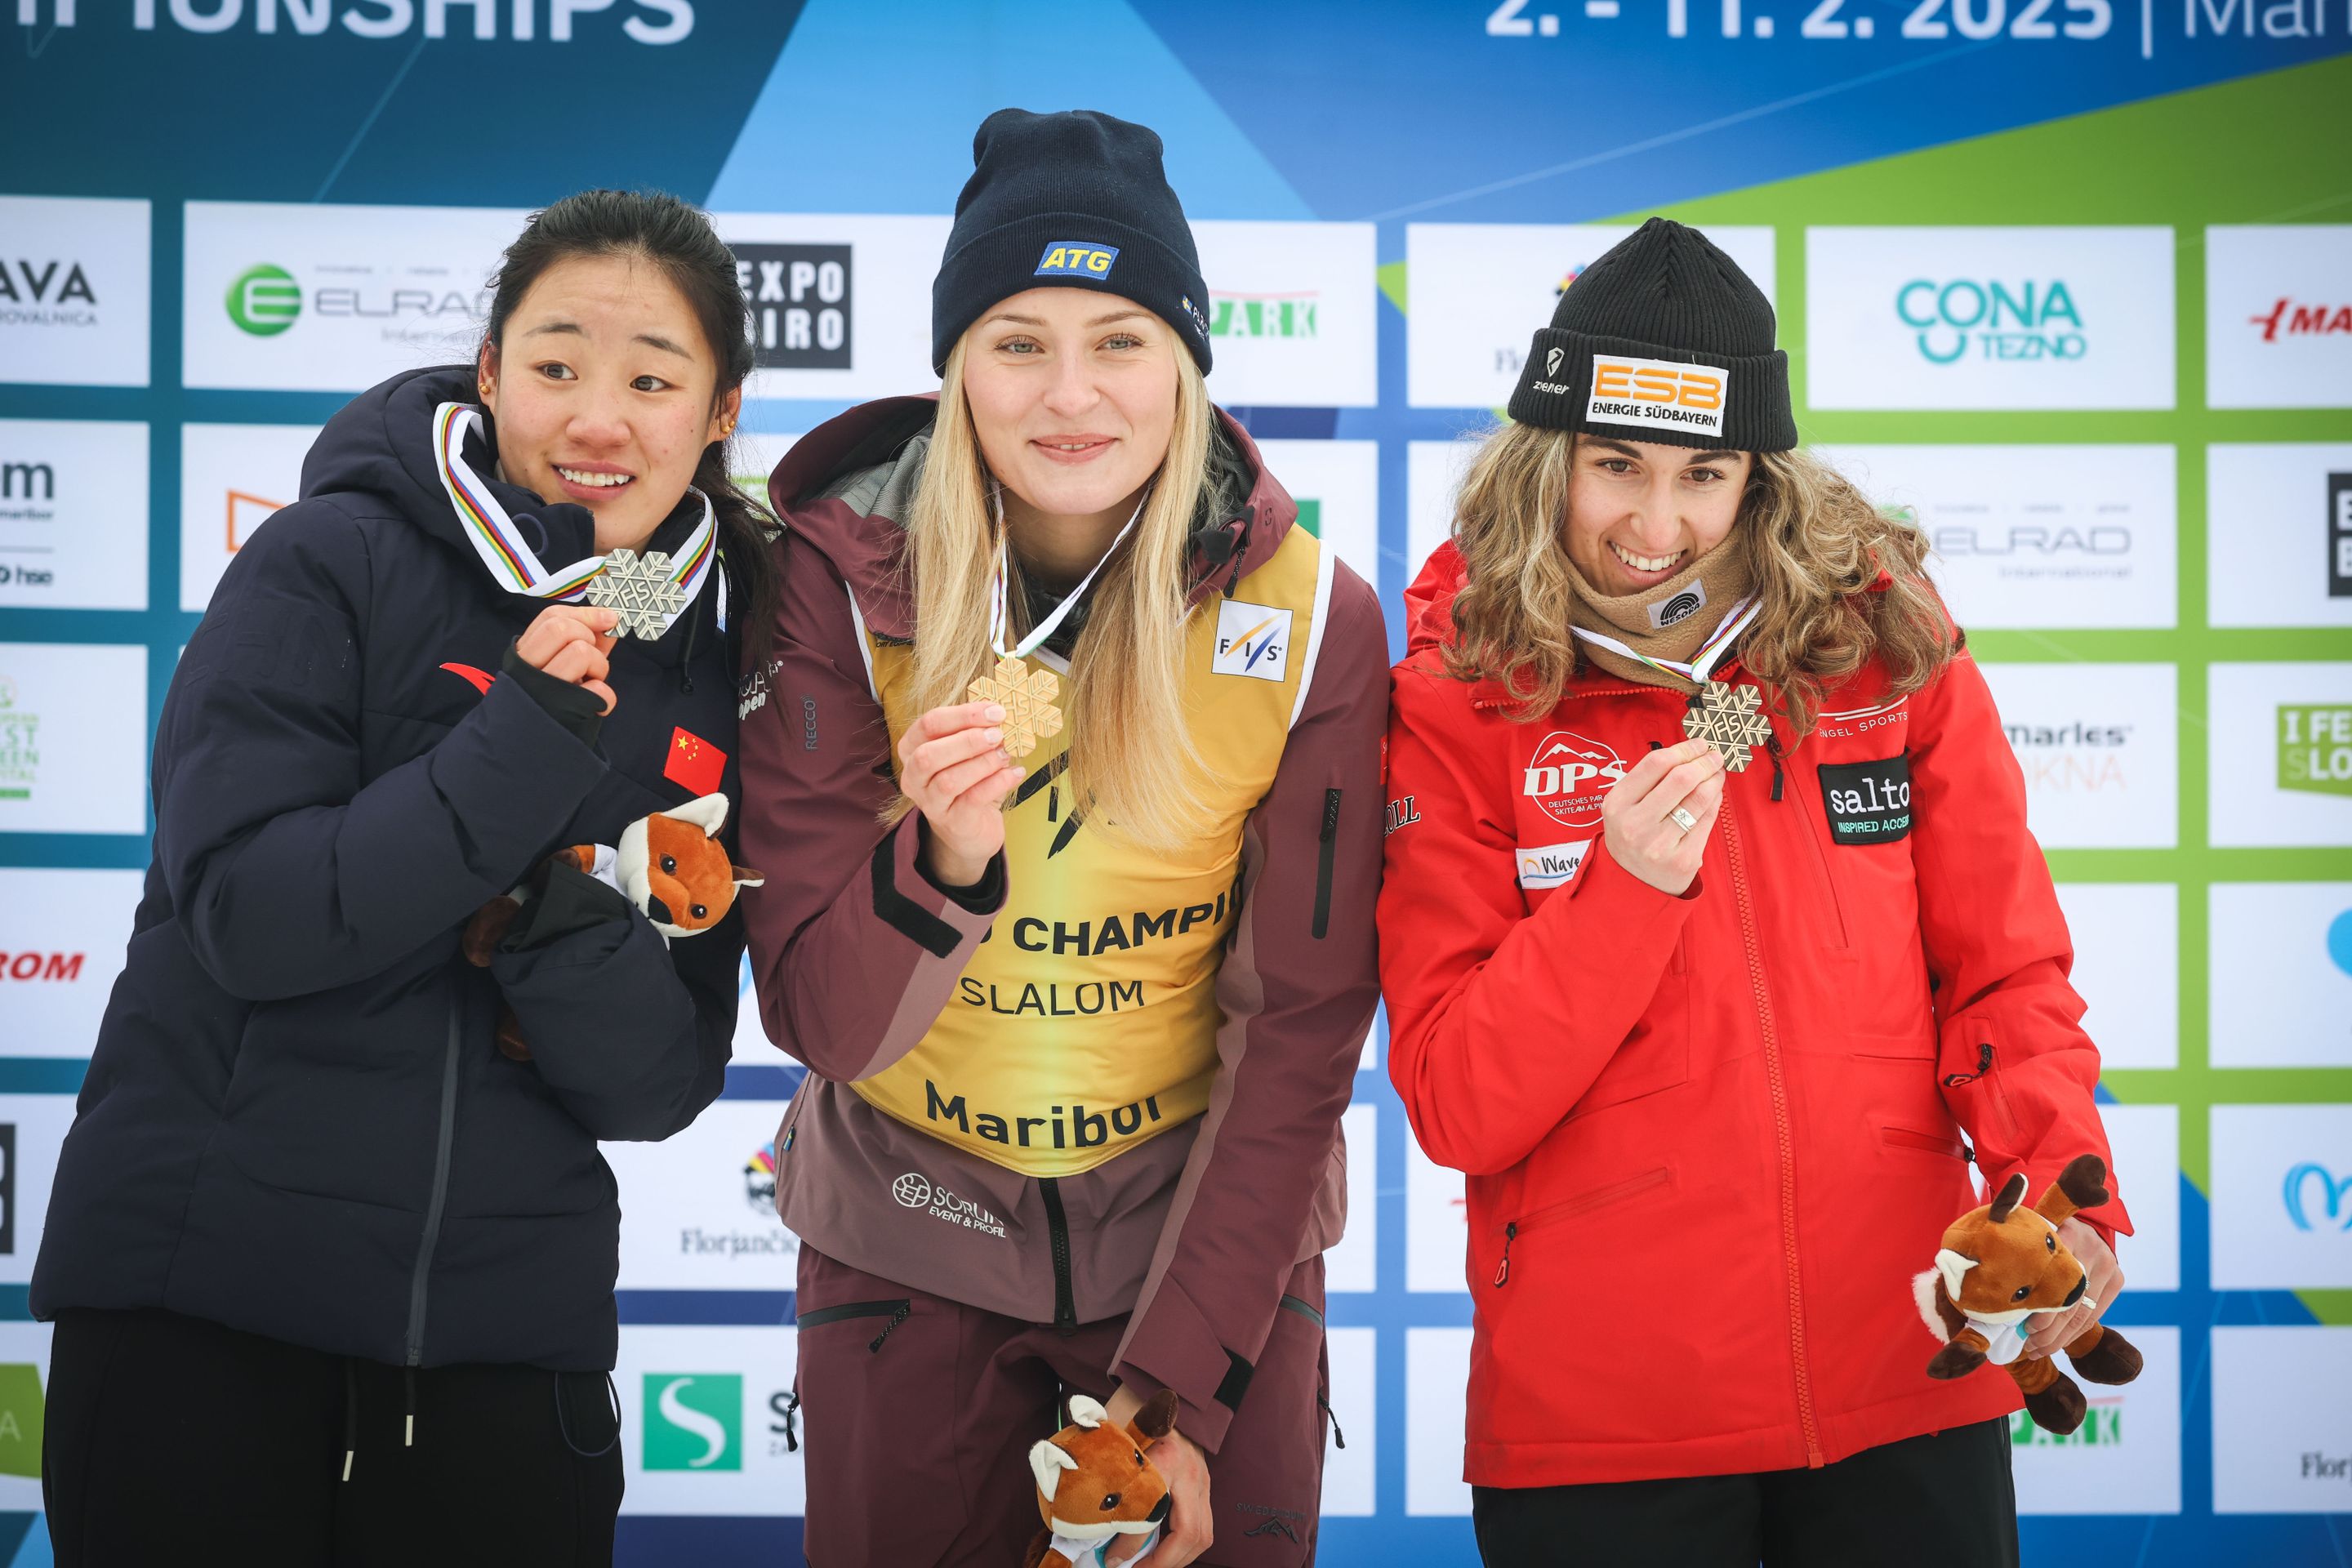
732,244,850,371
1898,279,2083,363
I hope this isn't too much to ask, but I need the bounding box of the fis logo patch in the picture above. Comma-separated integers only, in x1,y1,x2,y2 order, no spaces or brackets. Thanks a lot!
1212,599,1292,682
1817,754,1913,844
1035,242,1120,280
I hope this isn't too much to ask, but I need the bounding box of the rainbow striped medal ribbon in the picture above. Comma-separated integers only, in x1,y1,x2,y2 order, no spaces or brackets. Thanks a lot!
968,487,1148,760
1569,594,1775,771
432,401,717,640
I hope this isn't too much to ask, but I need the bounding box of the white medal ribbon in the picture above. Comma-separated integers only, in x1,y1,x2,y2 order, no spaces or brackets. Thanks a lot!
432,401,719,638
1569,592,1762,687
987,487,1152,663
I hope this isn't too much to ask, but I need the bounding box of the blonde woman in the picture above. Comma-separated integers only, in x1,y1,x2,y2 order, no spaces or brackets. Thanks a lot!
735,109,1384,1567
1379,219,2134,1566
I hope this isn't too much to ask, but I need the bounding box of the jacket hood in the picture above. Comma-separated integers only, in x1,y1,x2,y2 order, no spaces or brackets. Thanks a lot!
301,364,706,604
766,393,1299,639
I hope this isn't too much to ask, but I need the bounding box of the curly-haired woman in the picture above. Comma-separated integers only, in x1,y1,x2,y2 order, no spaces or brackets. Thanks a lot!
1379,218,2133,1567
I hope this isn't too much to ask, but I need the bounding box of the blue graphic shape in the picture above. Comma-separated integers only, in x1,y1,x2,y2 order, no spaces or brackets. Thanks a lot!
703,0,1314,217
2327,907,2352,976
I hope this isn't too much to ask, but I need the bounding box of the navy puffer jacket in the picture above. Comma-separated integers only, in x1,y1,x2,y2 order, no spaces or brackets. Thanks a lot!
31,364,745,1371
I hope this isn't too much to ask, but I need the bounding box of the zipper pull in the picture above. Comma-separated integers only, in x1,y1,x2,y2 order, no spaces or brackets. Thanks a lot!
780,1391,801,1452
868,1301,912,1353
1493,1222,1517,1288
1943,1042,1995,1089
1766,733,1787,804
1318,1389,1347,1450
1321,787,1343,843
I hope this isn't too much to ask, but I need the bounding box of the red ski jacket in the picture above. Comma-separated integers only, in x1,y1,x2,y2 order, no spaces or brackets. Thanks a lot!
1379,544,2130,1488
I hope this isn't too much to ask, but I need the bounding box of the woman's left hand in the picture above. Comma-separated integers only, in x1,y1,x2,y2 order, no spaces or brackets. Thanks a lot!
1102,1384,1213,1566
2025,1217,2125,1361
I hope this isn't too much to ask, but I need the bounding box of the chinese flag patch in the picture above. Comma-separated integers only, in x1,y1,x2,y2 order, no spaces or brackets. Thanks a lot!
664,727,728,796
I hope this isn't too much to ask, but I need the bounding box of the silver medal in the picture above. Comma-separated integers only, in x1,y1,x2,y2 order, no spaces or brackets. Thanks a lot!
586,548,688,639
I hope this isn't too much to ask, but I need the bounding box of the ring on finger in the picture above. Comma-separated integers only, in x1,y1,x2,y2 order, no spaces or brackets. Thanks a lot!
1669,806,1699,835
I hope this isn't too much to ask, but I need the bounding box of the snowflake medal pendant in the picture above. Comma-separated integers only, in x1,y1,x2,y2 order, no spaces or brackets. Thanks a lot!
1682,678,1771,772
968,653,1064,761
586,546,687,639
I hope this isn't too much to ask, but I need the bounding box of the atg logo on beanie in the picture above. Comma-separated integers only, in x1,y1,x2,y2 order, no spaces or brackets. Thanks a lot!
1584,353,1730,438
1036,243,1120,280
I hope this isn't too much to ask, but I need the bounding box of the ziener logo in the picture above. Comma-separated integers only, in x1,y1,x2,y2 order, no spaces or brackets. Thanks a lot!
1898,278,2084,364
226,265,301,336
642,1374,742,1472
2278,705,2352,797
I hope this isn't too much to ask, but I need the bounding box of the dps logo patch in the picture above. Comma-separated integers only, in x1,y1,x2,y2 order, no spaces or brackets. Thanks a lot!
1818,754,1913,844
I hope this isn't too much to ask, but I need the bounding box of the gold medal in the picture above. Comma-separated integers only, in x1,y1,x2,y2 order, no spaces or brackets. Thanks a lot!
1682,679,1772,772
968,653,1064,760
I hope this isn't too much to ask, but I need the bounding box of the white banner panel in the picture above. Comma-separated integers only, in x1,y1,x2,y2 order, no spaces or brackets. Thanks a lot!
1254,439,1380,597
179,422,318,612
2209,1104,2352,1290
184,201,524,392
1326,1104,1379,1294
1979,662,2178,849
2206,443,2352,630
2012,1326,2180,1515
0,1321,51,1508
2206,225,2352,411
0,420,148,611
0,1096,78,1286
1405,436,1482,594
2207,662,2352,849
1806,227,2175,411
1195,220,1377,408
0,195,149,389
1819,444,2176,630
1406,224,1776,409
2209,882,2352,1070
1405,1326,1473,1516
604,1099,797,1291
2054,883,2177,1070
0,643,147,835
2212,1326,2352,1512
0,869,144,1057
1324,1327,1377,1517
716,213,951,403
616,1325,805,1515
1407,1137,1468,1295
2101,1102,2180,1294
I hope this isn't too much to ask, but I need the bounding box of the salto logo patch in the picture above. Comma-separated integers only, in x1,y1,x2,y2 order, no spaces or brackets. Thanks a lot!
1212,599,1291,682
1035,242,1119,279
1584,354,1727,436
1818,755,1913,844
642,1373,742,1471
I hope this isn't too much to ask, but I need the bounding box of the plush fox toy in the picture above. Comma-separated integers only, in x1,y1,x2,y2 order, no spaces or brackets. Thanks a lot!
1915,1153,2144,1435
462,793,763,1060
1022,1391,1179,1568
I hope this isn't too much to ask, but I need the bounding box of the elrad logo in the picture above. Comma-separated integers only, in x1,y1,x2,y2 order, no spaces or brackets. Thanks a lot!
2283,1162,2352,1232
731,244,849,371
226,265,300,336
1034,242,1119,280
2277,705,2352,797
1212,599,1291,683
2002,719,2131,795
1898,278,2084,364
0,675,38,804
0,259,97,328
642,1374,742,1472
2251,298,2351,343
1523,730,1626,829
2327,472,2351,599
1209,291,1317,340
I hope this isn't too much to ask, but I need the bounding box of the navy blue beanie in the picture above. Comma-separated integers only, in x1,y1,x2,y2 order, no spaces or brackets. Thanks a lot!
932,108,1213,375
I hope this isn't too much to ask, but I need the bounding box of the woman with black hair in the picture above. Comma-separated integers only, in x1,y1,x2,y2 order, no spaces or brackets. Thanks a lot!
31,189,773,1564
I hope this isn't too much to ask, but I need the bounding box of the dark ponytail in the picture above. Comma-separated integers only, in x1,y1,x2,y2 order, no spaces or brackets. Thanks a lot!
483,189,776,666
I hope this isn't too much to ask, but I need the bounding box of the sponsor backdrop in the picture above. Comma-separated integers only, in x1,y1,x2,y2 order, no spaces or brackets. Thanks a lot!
2,3,2347,1562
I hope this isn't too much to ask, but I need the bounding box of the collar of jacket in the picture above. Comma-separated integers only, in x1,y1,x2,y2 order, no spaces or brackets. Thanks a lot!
765,392,1298,642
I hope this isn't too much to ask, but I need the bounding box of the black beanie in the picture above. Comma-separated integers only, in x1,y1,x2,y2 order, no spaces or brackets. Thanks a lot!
1507,217,1795,452
932,108,1213,376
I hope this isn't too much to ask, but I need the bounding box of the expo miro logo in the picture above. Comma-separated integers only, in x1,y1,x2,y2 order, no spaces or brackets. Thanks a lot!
642,1373,742,1472
1896,278,2085,364
227,264,301,336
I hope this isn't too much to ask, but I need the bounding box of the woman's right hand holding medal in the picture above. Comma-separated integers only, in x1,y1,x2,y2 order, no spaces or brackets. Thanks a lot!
517,604,623,715
1601,737,1726,897
901,700,1025,889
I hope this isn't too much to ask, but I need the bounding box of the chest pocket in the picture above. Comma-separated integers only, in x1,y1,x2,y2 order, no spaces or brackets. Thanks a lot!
1817,754,1913,845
